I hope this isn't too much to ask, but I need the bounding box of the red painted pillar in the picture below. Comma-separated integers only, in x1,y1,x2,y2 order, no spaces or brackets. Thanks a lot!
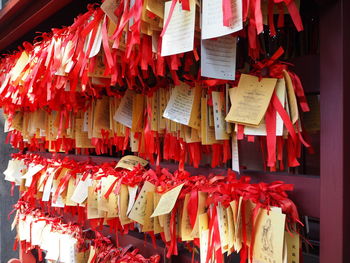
320,0,350,262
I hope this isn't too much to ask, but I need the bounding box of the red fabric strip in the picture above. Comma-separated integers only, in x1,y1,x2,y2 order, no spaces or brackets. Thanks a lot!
160,0,178,37
265,102,277,168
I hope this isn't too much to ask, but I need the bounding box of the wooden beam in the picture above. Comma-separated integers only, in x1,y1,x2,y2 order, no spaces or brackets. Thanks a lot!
0,0,73,51
0,0,31,24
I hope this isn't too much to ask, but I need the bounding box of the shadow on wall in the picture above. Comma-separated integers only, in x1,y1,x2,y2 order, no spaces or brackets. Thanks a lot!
0,109,19,262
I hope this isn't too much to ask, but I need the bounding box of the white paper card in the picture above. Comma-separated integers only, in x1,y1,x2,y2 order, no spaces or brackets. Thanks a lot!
42,168,56,202
45,232,60,261
161,0,196,56
212,91,230,140
70,175,92,204
40,225,52,251
232,133,240,172
202,0,242,39
23,216,32,242
89,20,103,58
127,185,138,215
51,178,66,208
201,36,237,80
31,220,46,246
200,229,209,263
113,90,134,128
59,234,77,263
163,84,195,125
4,159,25,184
18,217,26,241
22,163,45,187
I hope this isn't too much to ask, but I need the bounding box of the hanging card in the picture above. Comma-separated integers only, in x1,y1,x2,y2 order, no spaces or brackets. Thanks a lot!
87,182,105,219
244,78,286,136
199,212,209,233
212,91,230,140
153,192,163,234
119,184,133,225
163,83,195,126
226,206,235,253
187,126,202,143
199,213,209,263
150,93,159,131
75,118,93,148
128,181,155,225
285,231,300,263
113,90,135,128
131,94,145,132
18,217,28,241
146,0,165,18
181,194,194,241
83,110,89,132
66,177,78,206
4,159,25,185
107,191,119,218
158,88,168,130
71,175,92,204
59,234,77,263
41,167,57,201
201,97,218,145
22,163,45,187
217,203,229,252
151,183,184,217
45,232,60,261
190,191,207,238
31,220,46,246
116,155,149,170
225,74,277,126
127,185,138,214
161,0,196,56
23,215,32,240
92,96,110,138
243,199,256,246
51,168,69,207
201,36,237,80
39,224,52,251
188,85,202,130
283,70,299,124
201,0,242,39
253,209,286,263
88,102,95,139
231,133,240,172
233,197,242,252
100,176,117,211
142,192,155,232
200,229,210,263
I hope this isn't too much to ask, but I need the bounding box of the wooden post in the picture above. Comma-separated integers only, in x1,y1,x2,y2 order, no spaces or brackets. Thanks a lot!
320,0,350,261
